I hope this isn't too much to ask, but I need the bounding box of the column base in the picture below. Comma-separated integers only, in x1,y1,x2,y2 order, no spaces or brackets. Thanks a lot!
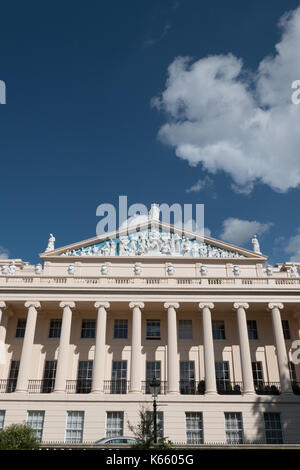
14,389,28,394
91,389,103,394
167,390,180,395
129,389,142,394
243,390,256,396
53,389,65,394
204,390,218,396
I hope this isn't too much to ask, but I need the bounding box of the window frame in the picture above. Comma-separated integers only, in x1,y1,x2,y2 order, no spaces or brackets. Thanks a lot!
185,412,203,444
27,410,45,442
178,320,193,340
106,411,124,438
264,412,283,444
113,319,128,339
49,319,62,338
247,320,258,340
81,319,96,339
65,411,85,444
224,412,244,444
146,319,161,340
212,320,226,340
15,318,26,338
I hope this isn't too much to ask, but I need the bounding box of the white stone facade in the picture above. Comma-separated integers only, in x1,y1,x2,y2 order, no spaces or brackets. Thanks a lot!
0,220,300,444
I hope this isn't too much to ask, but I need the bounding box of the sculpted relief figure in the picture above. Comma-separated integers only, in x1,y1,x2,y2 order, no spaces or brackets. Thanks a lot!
136,232,148,255
173,233,181,253
182,236,191,256
192,240,199,257
148,230,161,253
119,236,129,256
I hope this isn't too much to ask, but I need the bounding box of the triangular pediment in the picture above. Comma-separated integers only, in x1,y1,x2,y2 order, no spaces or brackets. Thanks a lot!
40,220,267,261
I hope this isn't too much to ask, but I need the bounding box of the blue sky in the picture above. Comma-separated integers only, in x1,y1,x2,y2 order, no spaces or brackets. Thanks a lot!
0,0,300,265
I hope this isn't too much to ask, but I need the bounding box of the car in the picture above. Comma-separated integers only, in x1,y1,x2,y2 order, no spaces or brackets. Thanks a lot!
95,436,141,445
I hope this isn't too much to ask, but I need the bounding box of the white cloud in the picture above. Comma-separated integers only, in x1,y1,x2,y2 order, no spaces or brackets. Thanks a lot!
0,245,9,260
186,176,213,193
119,214,149,230
285,228,300,261
152,7,300,193
220,218,272,246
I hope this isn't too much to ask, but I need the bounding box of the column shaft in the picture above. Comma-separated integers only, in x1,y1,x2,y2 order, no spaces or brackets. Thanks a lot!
92,302,109,393
16,302,40,392
129,302,144,393
54,302,75,393
200,303,217,394
269,303,293,394
165,303,179,394
234,303,255,394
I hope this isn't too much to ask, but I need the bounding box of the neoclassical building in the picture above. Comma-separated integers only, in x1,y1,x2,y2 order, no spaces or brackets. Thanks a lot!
0,207,300,445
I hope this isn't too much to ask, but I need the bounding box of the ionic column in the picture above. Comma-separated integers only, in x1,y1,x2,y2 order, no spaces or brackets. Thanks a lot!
199,303,217,394
233,303,255,394
54,301,75,393
164,302,179,394
268,303,293,394
92,302,110,393
0,302,7,369
16,301,40,392
129,302,144,393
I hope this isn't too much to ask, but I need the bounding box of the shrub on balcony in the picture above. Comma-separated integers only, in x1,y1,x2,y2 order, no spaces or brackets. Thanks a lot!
197,380,205,394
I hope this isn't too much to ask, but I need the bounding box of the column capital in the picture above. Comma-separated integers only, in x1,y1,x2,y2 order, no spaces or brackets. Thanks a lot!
0,301,6,310
129,302,144,309
268,302,284,311
59,301,75,309
24,301,41,310
199,302,214,310
164,302,179,310
94,301,110,310
233,302,249,310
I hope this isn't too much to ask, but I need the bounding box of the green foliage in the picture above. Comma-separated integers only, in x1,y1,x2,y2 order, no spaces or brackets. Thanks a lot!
0,423,40,450
127,405,174,449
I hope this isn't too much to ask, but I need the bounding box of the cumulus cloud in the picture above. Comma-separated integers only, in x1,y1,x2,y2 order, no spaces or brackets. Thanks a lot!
0,246,9,260
186,176,213,193
285,228,300,261
220,218,272,246
152,7,300,193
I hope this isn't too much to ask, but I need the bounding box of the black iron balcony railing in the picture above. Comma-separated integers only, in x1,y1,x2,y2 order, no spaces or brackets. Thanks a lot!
28,379,55,393
66,379,92,394
254,381,281,395
179,380,205,395
216,380,243,395
0,379,17,393
141,380,168,395
103,380,130,394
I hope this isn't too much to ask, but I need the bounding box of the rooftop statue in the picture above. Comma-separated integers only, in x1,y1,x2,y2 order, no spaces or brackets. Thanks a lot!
251,234,261,254
45,233,55,252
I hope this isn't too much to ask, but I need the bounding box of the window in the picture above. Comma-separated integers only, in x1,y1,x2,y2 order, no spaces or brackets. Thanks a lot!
215,362,230,392
289,361,297,382
42,360,57,393
0,411,5,431
282,320,291,340
225,412,243,444
146,411,164,439
111,361,127,394
114,319,128,339
178,320,193,340
49,319,62,338
185,412,203,444
16,319,26,338
7,360,19,392
27,411,45,441
146,320,161,340
81,320,96,339
247,320,258,340
77,361,93,393
65,411,84,443
264,412,283,444
212,321,225,340
106,411,124,437
180,361,195,394
145,361,161,394
252,362,264,387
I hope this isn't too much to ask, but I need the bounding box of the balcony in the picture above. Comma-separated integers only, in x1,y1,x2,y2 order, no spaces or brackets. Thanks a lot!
28,379,55,393
66,379,92,394
216,380,243,395
179,380,205,395
0,379,17,393
254,382,281,395
141,380,168,395
103,380,130,394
